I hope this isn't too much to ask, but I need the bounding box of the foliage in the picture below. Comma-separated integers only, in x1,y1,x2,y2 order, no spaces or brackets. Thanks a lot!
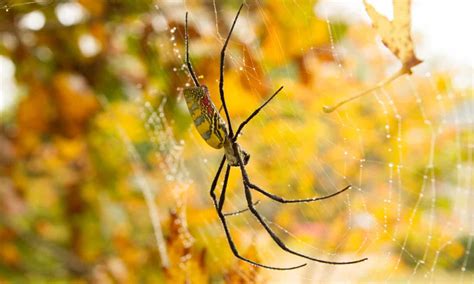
0,0,472,282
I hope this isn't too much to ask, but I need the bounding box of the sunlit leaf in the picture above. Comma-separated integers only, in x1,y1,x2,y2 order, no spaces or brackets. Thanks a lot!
364,0,421,72
323,0,422,113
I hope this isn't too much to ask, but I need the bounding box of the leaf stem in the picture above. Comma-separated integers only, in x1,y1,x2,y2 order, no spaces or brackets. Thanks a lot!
323,69,406,113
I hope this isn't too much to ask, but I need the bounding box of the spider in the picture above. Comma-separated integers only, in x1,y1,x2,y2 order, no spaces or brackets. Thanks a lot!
182,4,368,270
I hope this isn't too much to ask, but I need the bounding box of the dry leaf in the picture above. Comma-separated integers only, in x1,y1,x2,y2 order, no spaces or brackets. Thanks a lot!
364,0,421,72
164,210,209,283
224,244,263,284
323,0,422,113
52,72,100,137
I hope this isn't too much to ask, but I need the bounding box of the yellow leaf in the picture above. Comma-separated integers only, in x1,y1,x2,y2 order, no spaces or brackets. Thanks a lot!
261,0,329,65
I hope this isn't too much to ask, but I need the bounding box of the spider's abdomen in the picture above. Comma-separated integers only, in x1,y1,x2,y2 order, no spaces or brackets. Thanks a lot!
183,86,228,149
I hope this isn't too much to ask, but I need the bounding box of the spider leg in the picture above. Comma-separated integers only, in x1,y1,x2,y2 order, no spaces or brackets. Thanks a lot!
234,86,284,140
210,155,227,206
218,165,259,216
185,12,200,86
219,3,244,137
217,165,231,211
214,206,306,270
242,180,368,265
223,200,260,217
209,156,306,270
228,140,367,265
248,183,352,204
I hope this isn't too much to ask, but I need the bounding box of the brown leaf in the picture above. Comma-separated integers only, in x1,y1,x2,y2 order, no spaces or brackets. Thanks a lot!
363,0,422,72
323,0,423,113
164,210,209,283
16,80,55,154
17,80,54,135
224,243,263,284
52,72,100,137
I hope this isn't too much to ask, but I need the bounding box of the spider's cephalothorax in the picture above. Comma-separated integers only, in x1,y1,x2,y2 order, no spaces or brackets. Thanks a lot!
183,85,250,166
183,4,367,271
224,140,249,166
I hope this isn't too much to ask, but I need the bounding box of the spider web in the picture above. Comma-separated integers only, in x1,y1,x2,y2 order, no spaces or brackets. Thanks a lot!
312,1,473,282
163,1,473,282
1,0,472,282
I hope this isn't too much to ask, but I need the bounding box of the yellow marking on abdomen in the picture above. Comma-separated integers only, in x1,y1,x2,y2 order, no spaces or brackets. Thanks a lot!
183,86,228,149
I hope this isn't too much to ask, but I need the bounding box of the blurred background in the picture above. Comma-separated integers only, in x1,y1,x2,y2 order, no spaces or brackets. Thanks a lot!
0,0,473,282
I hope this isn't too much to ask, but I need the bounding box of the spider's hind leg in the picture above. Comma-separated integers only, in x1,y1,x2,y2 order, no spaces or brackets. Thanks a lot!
242,180,368,265
212,198,306,270
223,200,260,217
216,157,260,216
209,155,306,270
248,182,352,204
